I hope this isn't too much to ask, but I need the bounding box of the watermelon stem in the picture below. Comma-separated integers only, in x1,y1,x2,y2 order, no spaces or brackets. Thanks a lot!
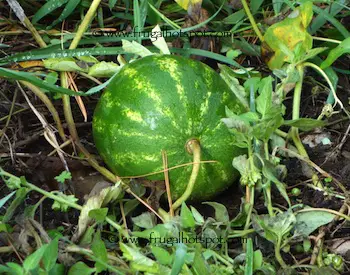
172,139,201,211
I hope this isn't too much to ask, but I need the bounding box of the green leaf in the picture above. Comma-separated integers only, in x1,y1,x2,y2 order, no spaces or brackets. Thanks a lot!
50,0,81,27
256,77,273,118
88,61,121,77
272,0,283,14
252,115,284,141
309,0,347,35
284,118,326,131
52,194,78,212
3,187,30,223
89,208,108,223
312,5,350,39
54,171,71,184
295,47,328,64
0,191,16,209
244,77,261,97
122,40,153,57
0,265,10,274
171,243,187,275
0,46,244,70
232,154,249,185
85,71,120,95
0,68,85,96
192,246,209,275
109,0,118,9
133,224,168,241
190,206,204,225
219,64,249,109
67,262,95,275
23,244,48,272
223,8,244,24
321,37,350,69
43,58,89,72
202,228,220,249
91,230,108,273
303,239,311,252
244,238,253,275
42,237,59,271
151,246,172,265
202,202,229,223
231,199,249,227
294,210,335,237
180,203,196,228
48,263,65,275
4,263,24,275
123,199,140,216
32,0,68,23
262,160,291,206
3,174,21,190
79,225,95,246
120,243,160,273
131,212,156,229
253,250,263,271
252,211,296,244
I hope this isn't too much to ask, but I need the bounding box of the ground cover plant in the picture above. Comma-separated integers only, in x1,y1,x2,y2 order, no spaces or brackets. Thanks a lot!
0,0,350,274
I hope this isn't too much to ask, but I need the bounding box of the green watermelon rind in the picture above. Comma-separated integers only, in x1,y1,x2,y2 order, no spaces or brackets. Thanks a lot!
93,54,246,200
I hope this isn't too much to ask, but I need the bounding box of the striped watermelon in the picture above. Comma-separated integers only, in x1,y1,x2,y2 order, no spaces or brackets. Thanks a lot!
92,54,246,200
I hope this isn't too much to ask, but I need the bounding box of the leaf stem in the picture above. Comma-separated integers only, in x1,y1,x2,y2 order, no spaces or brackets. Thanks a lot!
291,65,309,158
69,0,103,50
275,237,287,268
23,18,47,48
172,139,201,210
240,0,264,42
311,36,341,44
244,187,254,230
303,62,348,117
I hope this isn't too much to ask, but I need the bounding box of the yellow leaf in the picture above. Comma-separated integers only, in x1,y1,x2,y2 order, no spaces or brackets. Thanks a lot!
17,61,44,68
262,1,313,70
175,0,202,11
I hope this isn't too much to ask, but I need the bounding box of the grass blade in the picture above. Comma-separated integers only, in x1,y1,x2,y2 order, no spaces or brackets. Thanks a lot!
309,0,349,34
0,68,85,96
1,46,245,70
244,238,253,275
50,0,81,27
0,191,16,209
312,4,350,38
32,0,68,24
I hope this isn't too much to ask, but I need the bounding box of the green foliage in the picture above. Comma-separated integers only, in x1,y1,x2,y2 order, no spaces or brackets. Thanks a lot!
68,262,95,275
1,0,349,273
321,37,350,69
0,238,62,275
52,193,78,212
91,230,108,273
263,1,314,69
294,210,335,237
54,171,72,184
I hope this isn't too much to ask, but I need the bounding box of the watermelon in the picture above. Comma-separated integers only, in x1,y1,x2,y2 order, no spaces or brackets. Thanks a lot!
92,54,246,200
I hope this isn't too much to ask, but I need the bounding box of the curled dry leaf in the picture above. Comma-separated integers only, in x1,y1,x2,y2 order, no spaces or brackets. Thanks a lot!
72,181,123,242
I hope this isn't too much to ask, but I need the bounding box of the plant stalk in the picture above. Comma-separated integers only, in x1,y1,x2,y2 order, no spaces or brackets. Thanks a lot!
172,139,201,210
291,65,309,158
275,237,287,268
240,0,264,42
